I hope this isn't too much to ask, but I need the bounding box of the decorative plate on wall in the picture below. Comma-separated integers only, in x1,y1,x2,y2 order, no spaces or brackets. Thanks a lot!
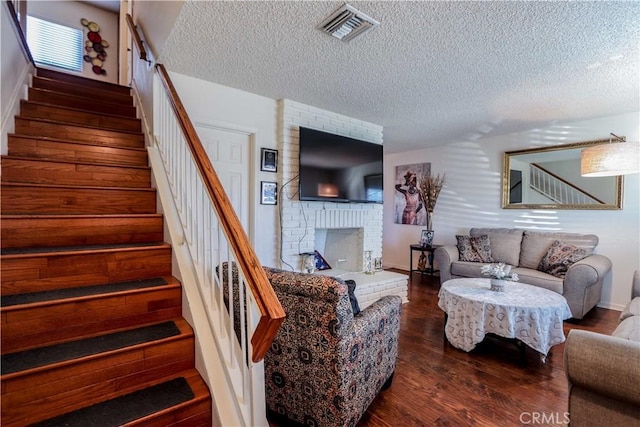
87,31,101,43
81,18,108,75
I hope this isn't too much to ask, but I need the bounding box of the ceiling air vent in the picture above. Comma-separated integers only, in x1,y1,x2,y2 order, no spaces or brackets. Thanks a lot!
318,3,379,42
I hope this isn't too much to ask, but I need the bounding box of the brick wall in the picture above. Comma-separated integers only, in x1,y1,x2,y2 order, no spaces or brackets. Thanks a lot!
277,99,384,272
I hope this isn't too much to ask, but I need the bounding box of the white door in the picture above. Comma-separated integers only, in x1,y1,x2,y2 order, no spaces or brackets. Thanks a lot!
196,125,252,234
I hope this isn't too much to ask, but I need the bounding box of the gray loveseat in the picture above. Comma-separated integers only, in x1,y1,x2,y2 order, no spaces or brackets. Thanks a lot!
433,228,612,319
564,270,640,425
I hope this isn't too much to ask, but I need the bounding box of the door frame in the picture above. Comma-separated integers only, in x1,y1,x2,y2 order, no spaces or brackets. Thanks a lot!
193,119,257,246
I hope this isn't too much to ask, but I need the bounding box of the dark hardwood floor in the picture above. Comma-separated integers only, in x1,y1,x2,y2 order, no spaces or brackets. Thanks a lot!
268,270,619,426
358,271,620,426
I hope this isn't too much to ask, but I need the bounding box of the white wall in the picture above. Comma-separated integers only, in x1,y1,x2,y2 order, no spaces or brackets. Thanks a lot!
1,1,33,155
168,72,279,266
130,0,183,140
28,1,119,84
383,111,640,311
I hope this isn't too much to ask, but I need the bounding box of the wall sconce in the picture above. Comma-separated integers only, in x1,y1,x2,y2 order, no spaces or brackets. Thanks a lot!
581,133,640,177
318,183,339,197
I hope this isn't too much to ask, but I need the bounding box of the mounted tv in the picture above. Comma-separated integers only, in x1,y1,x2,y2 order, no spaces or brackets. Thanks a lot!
298,127,383,203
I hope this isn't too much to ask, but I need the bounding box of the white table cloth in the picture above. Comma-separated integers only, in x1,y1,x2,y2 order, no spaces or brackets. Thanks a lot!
438,278,572,356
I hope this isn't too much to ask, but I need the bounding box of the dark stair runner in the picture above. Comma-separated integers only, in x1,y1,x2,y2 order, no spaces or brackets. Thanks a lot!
33,377,195,427
1,277,168,307
2,321,180,375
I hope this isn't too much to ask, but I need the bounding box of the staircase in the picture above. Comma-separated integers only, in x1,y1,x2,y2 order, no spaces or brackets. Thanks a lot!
1,68,212,426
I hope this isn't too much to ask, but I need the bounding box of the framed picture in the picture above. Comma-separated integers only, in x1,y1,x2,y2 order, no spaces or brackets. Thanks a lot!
394,162,430,225
420,229,434,247
260,181,277,205
261,148,278,172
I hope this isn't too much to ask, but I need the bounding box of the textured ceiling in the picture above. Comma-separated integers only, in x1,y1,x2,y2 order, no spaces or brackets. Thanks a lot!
78,0,120,13
161,1,640,153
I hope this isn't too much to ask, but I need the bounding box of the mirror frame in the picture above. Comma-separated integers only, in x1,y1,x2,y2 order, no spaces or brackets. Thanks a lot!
502,138,624,210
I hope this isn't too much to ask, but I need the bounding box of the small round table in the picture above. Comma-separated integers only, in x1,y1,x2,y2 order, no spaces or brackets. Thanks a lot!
438,278,571,360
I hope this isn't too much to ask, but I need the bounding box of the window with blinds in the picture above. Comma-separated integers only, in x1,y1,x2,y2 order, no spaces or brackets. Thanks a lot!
27,15,83,72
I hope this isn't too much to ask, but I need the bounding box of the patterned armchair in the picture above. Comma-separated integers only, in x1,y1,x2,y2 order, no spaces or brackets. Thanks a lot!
263,267,402,427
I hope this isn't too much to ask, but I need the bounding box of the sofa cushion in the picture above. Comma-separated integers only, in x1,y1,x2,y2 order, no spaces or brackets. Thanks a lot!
620,297,640,322
612,316,640,342
512,267,564,294
519,231,597,269
538,240,590,278
470,228,523,266
451,260,487,278
449,263,564,294
456,235,493,263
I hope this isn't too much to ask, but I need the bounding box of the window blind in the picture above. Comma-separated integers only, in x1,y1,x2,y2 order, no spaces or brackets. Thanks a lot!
27,15,83,72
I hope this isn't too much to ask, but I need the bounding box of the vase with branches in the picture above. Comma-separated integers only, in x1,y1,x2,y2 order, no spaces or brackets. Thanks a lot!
419,172,446,230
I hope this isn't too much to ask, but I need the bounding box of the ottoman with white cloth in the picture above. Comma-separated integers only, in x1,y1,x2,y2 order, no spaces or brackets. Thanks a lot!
438,278,572,359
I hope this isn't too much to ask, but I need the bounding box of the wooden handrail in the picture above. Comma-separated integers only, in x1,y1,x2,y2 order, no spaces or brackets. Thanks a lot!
154,64,285,362
126,13,148,61
531,163,606,204
5,0,35,65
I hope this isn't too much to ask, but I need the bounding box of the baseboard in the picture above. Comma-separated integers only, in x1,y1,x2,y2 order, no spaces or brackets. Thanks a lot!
383,261,409,272
596,301,623,312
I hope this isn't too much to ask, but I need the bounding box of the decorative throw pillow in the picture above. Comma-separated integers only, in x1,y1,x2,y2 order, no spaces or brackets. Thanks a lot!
344,279,360,315
538,240,589,278
456,235,494,263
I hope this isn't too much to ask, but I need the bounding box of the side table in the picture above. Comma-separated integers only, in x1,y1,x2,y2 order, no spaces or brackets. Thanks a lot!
409,244,441,277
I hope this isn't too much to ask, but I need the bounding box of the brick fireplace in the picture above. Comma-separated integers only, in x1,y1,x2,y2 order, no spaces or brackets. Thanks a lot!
277,99,384,272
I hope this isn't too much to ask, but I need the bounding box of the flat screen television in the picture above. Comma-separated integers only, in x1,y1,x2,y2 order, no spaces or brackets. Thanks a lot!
298,127,383,203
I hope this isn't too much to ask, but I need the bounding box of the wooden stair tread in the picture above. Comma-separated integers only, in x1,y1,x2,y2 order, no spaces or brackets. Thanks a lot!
1,155,151,171
14,118,145,149
1,319,191,377
7,135,149,167
1,213,162,219
1,214,164,250
32,76,133,105
19,100,141,133
1,276,181,355
28,87,137,117
1,186,157,216
34,375,198,427
36,68,132,95
8,134,147,152
0,157,152,189
21,99,139,122
1,181,156,192
1,276,175,308
1,241,170,258
15,116,143,136
123,371,211,427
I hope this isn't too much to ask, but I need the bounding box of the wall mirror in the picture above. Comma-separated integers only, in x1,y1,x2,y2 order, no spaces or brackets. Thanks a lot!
502,138,623,210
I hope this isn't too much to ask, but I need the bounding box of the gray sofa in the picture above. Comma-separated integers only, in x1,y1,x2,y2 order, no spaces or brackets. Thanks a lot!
564,270,640,426
434,228,612,319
